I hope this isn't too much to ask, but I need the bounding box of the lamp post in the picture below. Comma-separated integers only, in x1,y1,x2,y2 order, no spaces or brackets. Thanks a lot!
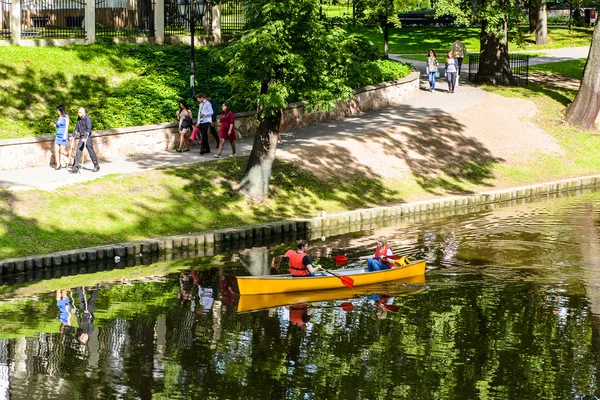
177,0,207,96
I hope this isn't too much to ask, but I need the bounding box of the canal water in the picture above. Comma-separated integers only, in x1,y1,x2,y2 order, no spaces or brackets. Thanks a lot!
2,191,600,399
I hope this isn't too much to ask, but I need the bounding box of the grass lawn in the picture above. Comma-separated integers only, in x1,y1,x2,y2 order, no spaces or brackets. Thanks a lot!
348,26,592,55
529,58,587,79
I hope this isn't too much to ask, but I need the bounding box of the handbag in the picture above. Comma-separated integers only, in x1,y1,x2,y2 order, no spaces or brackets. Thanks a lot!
435,71,440,78
190,125,200,141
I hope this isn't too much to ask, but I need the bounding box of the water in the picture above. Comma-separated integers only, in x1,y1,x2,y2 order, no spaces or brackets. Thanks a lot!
2,192,600,399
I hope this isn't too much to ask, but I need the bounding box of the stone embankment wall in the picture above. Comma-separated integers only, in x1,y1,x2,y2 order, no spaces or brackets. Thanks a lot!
0,71,420,170
1,174,600,281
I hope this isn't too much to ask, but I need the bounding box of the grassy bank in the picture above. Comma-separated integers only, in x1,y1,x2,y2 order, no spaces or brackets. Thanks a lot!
0,42,411,141
349,26,592,55
529,58,586,79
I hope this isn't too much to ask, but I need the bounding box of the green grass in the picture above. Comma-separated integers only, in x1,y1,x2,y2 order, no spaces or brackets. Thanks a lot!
529,58,587,79
347,26,592,56
0,42,411,140
0,158,426,259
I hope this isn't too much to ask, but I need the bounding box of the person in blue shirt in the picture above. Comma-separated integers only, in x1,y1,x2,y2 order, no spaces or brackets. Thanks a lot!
50,105,69,170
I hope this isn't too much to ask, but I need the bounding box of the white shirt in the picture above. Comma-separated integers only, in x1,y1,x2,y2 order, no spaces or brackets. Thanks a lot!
198,100,213,124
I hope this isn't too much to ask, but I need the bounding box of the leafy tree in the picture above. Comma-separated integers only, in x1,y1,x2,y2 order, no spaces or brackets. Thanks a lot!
565,21,600,130
435,0,524,84
223,0,358,201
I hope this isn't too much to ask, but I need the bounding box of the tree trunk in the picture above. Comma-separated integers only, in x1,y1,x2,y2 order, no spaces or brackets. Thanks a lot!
528,0,538,33
383,24,389,57
535,0,548,45
565,22,600,130
238,111,281,201
475,21,511,85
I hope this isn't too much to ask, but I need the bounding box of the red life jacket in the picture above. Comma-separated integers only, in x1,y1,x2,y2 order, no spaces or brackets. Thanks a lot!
374,245,395,268
286,249,308,277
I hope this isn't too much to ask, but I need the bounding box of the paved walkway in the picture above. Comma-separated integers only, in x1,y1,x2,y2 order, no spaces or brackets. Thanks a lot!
0,47,589,192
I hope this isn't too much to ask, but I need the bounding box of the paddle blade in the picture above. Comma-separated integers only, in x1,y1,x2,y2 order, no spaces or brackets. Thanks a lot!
335,256,349,265
340,276,354,288
340,302,354,312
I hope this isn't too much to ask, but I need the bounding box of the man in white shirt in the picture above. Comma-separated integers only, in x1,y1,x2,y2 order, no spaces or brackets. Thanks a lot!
196,93,214,155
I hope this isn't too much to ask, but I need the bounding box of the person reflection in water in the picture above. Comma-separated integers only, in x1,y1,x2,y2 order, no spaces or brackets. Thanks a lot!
368,293,400,320
178,271,195,308
56,289,72,331
75,285,98,344
288,303,314,327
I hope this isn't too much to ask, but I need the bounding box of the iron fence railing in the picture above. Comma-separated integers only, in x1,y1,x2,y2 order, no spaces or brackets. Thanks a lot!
20,0,85,39
95,0,155,38
0,0,10,39
164,0,211,36
220,0,243,35
468,53,529,86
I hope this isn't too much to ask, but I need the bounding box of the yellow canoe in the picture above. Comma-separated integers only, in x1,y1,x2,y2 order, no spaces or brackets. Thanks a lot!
236,258,426,296
237,274,426,313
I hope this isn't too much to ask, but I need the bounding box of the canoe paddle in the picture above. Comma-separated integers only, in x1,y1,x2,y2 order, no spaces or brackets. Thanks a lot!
334,256,361,266
322,268,354,288
335,254,400,266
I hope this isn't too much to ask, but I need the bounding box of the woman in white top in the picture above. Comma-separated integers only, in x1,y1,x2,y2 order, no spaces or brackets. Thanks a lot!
445,52,458,94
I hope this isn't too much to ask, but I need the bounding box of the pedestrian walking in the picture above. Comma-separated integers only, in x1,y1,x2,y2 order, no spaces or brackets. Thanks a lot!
206,93,220,149
215,103,236,158
445,52,458,94
69,107,100,173
451,37,467,75
50,105,69,170
176,100,193,153
426,50,439,93
196,93,214,155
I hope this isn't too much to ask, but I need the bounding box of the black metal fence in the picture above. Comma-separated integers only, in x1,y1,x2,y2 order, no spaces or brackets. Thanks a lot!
220,0,243,34
164,0,211,36
0,0,10,40
20,0,85,39
95,0,155,38
468,54,529,86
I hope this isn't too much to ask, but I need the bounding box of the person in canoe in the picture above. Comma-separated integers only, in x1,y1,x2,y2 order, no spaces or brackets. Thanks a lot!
285,240,325,277
360,236,395,272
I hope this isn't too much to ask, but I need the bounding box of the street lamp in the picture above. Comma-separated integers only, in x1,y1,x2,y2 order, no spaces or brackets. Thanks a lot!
177,0,207,96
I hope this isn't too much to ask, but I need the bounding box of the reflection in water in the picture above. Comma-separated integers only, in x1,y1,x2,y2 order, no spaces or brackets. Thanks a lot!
3,193,600,398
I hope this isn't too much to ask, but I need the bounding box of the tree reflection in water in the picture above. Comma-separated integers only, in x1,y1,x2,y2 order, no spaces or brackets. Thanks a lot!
2,193,600,398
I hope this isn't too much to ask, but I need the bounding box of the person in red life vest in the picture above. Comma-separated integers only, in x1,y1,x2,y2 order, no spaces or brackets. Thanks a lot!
360,236,395,272
284,240,324,277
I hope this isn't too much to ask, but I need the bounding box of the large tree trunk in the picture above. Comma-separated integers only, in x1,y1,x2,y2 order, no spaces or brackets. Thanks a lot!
528,0,538,33
475,21,511,85
535,0,548,45
238,111,281,201
565,22,600,130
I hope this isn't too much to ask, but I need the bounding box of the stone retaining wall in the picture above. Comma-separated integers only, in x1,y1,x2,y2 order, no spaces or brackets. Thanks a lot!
2,173,600,280
0,71,420,170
